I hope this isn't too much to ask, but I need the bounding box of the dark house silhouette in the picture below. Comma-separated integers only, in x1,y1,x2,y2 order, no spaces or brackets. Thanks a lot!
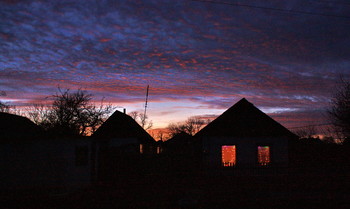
195,98,297,170
93,110,154,143
0,112,42,140
166,132,193,147
0,112,92,194
92,110,156,182
164,132,201,172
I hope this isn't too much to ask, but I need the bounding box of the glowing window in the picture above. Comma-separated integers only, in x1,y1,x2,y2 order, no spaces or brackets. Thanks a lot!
139,144,143,154
221,145,236,167
258,146,271,166
156,146,161,154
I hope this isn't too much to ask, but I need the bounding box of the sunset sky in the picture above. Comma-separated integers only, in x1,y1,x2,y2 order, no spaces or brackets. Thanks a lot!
1,0,350,131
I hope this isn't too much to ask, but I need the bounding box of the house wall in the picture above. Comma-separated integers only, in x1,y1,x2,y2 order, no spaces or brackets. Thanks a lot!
108,137,138,147
96,137,141,182
0,138,92,193
202,136,288,169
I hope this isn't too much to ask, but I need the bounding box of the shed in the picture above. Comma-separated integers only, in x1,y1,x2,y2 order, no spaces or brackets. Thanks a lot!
92,110,156,182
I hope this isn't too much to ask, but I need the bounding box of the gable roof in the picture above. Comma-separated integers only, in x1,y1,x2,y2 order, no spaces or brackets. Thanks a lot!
195,98,297,138
93,110,155,143
166,131,193,145
0,112,42,140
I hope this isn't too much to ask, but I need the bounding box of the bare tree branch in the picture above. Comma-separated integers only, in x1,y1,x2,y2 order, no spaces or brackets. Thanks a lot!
28,88,114,136
167,116,211,137
128,111,153,130
328,76,350,141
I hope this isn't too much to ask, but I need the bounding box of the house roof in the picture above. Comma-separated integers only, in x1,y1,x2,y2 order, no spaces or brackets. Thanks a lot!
166,132,193,145
92,110,155,143
195,98,297,138
0,112,42,140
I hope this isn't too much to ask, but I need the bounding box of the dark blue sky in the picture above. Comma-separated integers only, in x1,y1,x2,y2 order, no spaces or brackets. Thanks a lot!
1,0,350,129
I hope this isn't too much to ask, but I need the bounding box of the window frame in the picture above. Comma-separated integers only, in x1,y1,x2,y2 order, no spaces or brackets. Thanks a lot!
221,145,237,168
256,144,272,167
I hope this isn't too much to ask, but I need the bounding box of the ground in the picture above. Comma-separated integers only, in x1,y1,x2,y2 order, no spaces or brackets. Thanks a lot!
2,140,350,208
2,166,349,209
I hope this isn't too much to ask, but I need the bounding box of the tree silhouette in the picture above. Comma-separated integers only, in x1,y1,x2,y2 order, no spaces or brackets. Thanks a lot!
128,111,153,130
293,126,317,139
0,101,10,113
328,77,350,141
28,88,114,136
0,91,11,113
167,116,210,137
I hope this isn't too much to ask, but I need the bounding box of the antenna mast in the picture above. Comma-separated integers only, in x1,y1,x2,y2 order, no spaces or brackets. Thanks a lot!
143,85,149,118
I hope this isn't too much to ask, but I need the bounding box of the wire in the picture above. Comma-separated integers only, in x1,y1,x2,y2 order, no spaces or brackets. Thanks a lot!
191,0,350,19
310,0,350,6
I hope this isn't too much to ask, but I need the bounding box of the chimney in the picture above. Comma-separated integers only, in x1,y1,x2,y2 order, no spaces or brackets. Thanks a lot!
123,108,126,114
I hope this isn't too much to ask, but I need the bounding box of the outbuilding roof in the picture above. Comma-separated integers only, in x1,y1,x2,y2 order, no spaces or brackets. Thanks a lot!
93,110,155,143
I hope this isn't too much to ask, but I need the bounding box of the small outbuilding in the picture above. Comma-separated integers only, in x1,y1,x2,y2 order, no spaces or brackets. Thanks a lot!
93,109,155,151
92,110,156,182
163,132,201,172
195,98,297,171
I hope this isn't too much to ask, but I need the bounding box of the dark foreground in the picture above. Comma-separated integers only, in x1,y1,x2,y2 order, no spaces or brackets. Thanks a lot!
2,166,350,209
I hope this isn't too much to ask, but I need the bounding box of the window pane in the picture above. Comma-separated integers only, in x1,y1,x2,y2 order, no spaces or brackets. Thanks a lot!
222,145,236,167
258,146,270,166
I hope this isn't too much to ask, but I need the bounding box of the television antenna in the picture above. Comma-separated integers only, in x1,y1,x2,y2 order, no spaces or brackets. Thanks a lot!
143,85,149,119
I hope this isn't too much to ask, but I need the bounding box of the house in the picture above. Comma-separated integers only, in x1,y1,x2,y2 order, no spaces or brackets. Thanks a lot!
162,132,201,172
195,98,297,171
0,112,43,140
0,113,92,195
92,109,155,151
92,110,156,182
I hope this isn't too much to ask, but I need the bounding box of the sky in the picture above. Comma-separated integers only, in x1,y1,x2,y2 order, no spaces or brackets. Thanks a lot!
1,0,350,132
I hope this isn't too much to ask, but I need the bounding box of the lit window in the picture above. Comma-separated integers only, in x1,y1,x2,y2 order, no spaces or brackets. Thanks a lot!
257,146,271,166
139,144,143,154
156,146,161,154
222,145,236,167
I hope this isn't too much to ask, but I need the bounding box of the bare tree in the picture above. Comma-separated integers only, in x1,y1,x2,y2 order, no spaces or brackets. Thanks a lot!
328,77,350,140
156,130,167,141
28,88,114,136
0,91,12,113
139,112,153,130
26,104,51,125
167,116,210,137
149,129,170,141
0,101,11,113
167,122,188,137
129,111,139,120
293,126,317,139
128,111,153,130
